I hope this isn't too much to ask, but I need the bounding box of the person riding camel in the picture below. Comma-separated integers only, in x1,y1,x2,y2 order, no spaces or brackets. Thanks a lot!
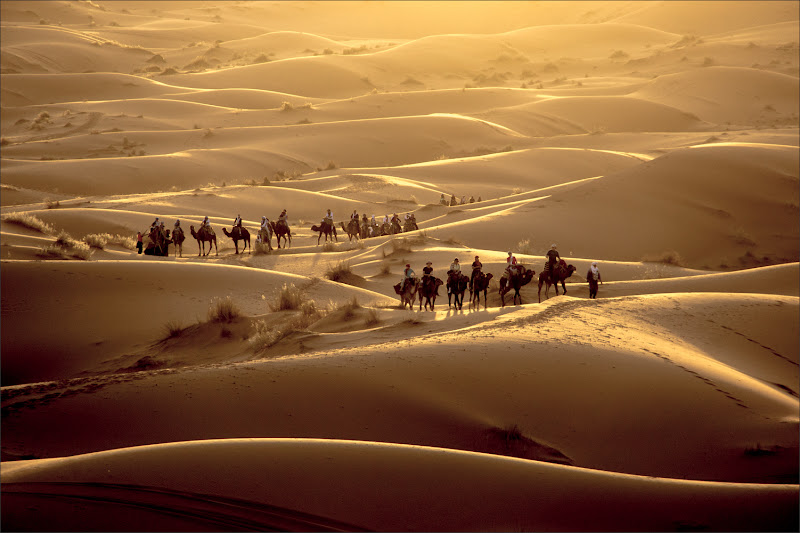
351,209,359,221
277,210,287,228
174,219,181,229
150,217,160,232
233,214,242,228
440,193,447,205
421,261,433,287
324,209,333,225
505,251,518,278
470,255,482,290
202,215,212,230
546,244,561,279
402,263,417,291
449,257,461,273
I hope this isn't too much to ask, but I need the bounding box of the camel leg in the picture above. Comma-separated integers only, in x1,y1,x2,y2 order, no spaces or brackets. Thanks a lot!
562,281,567,294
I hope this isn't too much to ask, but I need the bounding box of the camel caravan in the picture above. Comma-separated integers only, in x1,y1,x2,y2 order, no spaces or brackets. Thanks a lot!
394,246,582,311
139,209,423,258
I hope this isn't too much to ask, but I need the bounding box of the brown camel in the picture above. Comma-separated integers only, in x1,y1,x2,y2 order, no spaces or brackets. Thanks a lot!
418,276,444,311
538,260,577,302
311,220,337,245
222,225,251,254
270,220,291,249
446,271,470,310
394,278,418,310
144,227,172,256
499,265,536,307
340,220,359,241
171,226,185,257
257,227,273,251
190,225,218,256
470,272,493,310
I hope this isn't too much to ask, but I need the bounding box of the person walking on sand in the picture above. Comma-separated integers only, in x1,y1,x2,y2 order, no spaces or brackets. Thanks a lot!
136,231,143,254
469,255,482,290
587,261,602,299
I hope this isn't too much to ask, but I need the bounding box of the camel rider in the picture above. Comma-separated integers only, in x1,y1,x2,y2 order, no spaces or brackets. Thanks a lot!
505,251,518,278
470,255,482,290
278,210,287,227
546,244,561,278
383,214,389,226
261,216,270,230
202,216,212,231
324,209,333,225
391,213,400,226
150,217,160,230
440,193,447,205
409,213,418,230
233,214,242,228
449,257,461,273
351,209,359,221
422,261,433,282
174,219,181,229
402,263,416,290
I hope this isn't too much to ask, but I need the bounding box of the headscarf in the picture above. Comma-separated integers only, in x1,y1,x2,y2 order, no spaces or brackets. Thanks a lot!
590,262,599,278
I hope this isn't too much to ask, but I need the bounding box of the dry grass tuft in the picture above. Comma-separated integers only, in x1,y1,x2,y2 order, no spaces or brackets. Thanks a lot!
364,308,381,327
326,261,352,282
83,233,136,250
163,320,184,338
642,250,685,267
37,231,93,260
516,238,533,255
208,296,241,322
269,283,305,311
1,213,55,235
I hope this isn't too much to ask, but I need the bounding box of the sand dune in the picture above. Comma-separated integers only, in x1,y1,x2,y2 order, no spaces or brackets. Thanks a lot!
2,1,797,530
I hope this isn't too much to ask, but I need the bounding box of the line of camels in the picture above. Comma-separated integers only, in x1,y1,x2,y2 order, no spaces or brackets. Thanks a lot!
394,261,577,311
144,221,575,310
144,216,418,258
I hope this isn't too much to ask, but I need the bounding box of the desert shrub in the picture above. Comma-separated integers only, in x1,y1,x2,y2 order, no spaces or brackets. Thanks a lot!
38,231,92,260
269,283,305,311
82,233,136,250
317,160,338,171
208,296,241,322
378,262,392,275
1,213,55,234
163,320,184,338
250,303,325,352
336,296,361,321
516,238,533,255
443,236,464,246
731,227,756,247
321,242,336,252
609,50,629,59
642,250,685,267
512,187,523,194
702,57,715,67
326,261,352,282
364,308,381,327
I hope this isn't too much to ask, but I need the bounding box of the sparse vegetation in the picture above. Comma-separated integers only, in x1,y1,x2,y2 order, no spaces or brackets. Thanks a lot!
326,261,352,282
516,238,533,255
1,213,55,235
82,233,136,250
364,308,381,327
37,231,93,260
378,262,392,275
642,250,685,267
163,320,184,338
269,283,306,311
208,296,241,322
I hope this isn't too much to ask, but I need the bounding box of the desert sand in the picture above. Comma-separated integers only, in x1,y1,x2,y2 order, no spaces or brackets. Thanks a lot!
1,1,798,531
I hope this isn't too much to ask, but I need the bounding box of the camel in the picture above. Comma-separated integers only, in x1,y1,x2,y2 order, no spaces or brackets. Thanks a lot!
403,219,417,232
340,220,359,242
270,220,292,249
499,265,535,307
222,225,251,254
190,225,218,256
538,260,577,302
418,276,444,311
311,219,338,245
360,220,370,239
394,278,419,310
257,226,273,251
144,228,172,256
446,271,469,310
470,272,493,310
171,226,185,257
